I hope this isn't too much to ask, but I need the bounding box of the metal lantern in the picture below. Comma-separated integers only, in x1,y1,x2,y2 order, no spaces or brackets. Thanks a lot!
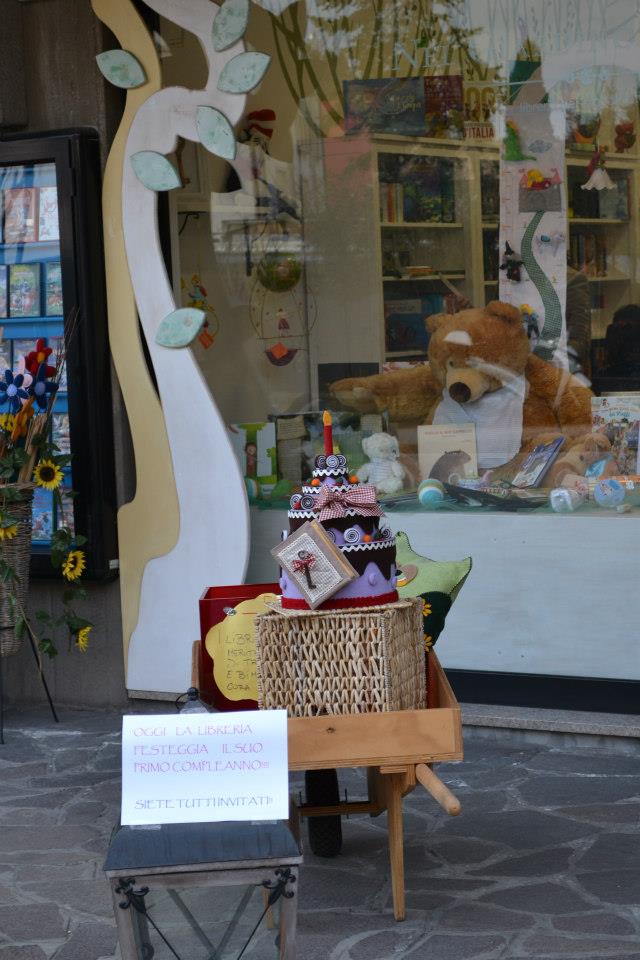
104,819,302,959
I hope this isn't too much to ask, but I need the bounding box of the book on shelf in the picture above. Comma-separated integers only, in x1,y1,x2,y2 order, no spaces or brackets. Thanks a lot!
384,295,443,353
378,154,456,223
379,181,405,223
568,231,608,277
424,75,464,140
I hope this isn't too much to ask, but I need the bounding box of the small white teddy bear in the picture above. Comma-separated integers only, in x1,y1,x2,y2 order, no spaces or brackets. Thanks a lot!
357,433,406,495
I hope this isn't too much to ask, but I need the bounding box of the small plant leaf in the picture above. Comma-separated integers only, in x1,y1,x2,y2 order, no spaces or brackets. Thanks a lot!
196,106,237,161
155,308,207,348
217,52,270,94
212,0,250,51
96,50,147,89
130,151,181,192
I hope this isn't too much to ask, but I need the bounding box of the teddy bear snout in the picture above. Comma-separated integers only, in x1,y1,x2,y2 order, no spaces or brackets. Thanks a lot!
449,381,472,404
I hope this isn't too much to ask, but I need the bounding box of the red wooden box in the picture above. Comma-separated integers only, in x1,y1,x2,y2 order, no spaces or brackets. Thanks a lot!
199,583,278,711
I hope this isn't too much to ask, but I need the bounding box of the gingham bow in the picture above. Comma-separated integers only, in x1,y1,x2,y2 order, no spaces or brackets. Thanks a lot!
292,554,316,572
313,484,382,522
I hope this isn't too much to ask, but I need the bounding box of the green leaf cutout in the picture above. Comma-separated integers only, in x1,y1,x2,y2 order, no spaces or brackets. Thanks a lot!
130,151,181,192
96,50,147,89
212,0,250,52
155,308,207,348
196,106,237,161
217,52,271,94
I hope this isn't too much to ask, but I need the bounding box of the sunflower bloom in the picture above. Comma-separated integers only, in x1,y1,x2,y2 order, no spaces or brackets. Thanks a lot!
62,550,86,581
0,413,15,433
75,625,92,652
422,601,432,617
34,459,64,491
424,634,434,651
0,524,18,541
11,398,34,441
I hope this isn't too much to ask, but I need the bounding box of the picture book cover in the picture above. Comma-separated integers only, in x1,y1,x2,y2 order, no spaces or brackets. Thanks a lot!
57,487,75,534
511,437,564,488
418,423,478,483
53,413,71,454
0,264,7,319
344,78,425,136
592,395,640,475
271,520,358,610
385,295,443,353
228,421,277,493
9,263,41,317
424,75,464,139
45,262,63,316
38,186,60,242
32,487,54,542
3,188,38,243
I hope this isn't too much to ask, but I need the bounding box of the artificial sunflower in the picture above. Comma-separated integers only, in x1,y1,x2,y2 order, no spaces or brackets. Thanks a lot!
424,634,434,651
75,625,92,652
34,459,64,491
62,549,86,581
0,523,18,541
0,413,15,433
422,601,432,618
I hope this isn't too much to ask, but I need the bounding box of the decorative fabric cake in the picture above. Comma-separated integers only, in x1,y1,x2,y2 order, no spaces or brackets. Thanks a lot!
279,413,398,610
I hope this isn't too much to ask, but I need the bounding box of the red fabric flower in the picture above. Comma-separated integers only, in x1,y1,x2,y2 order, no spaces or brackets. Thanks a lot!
25,339,56,378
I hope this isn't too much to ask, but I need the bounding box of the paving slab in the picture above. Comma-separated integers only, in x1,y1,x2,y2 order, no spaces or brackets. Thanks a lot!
1,708,640,958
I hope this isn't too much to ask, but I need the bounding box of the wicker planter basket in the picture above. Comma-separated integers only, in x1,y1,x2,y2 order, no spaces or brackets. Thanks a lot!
255,598,426,717
0,484,34,658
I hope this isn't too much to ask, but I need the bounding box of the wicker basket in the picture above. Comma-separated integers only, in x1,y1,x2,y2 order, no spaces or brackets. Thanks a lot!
0,484,34,658
255,598,426,717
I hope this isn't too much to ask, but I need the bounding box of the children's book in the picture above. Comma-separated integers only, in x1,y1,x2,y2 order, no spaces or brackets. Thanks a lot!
3,188,38,243
424,76,464,140
32,487,54,542
417,423,478,483
591,396,640,475
0,265,7,319
45,262,63,315
511,437,564,488
38,186,60,241
344,78,425,136
9,263,40,317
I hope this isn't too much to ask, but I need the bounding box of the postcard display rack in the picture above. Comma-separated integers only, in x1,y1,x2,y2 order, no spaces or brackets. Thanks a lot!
299,133,640,389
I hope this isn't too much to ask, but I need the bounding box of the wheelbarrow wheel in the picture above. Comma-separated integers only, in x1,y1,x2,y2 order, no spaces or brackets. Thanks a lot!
305,768,343,858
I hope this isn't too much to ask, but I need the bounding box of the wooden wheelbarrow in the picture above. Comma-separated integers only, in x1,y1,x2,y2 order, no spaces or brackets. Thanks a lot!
287,652,463,921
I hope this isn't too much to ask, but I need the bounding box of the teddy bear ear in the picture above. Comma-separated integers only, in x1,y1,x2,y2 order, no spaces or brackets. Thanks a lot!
486,300,522,325
425,312,449,334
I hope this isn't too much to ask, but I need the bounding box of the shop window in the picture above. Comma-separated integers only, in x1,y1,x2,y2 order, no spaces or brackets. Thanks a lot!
162,2,640,546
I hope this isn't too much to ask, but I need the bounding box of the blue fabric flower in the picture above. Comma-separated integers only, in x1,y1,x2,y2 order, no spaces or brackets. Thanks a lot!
29,363,58,411
0,369,29,414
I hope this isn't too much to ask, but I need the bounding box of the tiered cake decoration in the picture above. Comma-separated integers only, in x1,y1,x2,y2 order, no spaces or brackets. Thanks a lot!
279,412,398,610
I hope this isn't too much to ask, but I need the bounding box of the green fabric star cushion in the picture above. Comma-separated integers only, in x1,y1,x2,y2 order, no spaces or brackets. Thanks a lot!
395,531,471,650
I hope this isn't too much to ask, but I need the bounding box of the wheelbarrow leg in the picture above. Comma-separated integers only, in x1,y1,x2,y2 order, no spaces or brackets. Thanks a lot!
385,772,406,921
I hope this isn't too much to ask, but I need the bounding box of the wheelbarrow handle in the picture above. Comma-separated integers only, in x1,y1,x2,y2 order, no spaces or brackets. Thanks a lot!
415,763,461,816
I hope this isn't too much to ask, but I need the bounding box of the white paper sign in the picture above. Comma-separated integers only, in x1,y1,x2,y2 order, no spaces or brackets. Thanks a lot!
121,710,289,826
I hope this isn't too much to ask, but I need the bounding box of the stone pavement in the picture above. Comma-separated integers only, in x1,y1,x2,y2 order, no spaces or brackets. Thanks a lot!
0,708,639,959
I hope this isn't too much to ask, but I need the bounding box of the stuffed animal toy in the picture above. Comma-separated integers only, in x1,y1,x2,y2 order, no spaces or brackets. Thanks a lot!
331,301,593,474
357,432,407,495
547,432,619,488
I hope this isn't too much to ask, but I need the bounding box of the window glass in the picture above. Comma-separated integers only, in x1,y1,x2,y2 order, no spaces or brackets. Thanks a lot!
163,2,640,554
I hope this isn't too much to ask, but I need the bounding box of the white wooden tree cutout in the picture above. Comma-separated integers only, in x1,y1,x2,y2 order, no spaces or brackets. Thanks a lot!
99,0,270,693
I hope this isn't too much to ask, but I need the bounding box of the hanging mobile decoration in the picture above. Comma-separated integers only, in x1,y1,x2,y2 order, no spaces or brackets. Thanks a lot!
181,273,221,349
582,144,615,191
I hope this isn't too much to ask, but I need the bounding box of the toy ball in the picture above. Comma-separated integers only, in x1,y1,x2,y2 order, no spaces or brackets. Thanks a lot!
593,478,626,508
417,478,445,507
244,477,260,501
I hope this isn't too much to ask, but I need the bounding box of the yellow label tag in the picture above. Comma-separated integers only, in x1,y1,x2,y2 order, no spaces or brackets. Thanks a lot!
204,594,277,701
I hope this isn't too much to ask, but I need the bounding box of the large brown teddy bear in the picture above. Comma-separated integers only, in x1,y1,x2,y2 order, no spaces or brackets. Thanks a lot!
332,301,593,476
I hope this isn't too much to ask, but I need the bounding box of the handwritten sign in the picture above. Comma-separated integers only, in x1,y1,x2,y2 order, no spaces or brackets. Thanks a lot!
205,594,276,702
121,710,288,825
